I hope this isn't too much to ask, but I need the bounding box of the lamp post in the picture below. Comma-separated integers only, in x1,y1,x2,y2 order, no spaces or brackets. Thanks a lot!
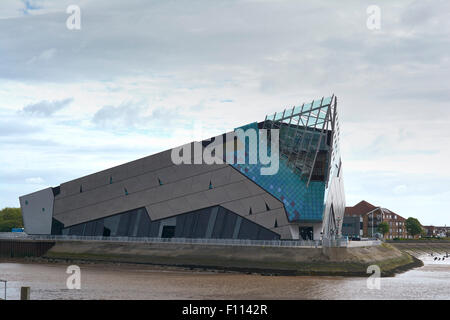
372,211,374,238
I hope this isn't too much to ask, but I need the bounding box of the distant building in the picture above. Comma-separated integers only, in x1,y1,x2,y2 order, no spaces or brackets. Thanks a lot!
341,215,362,239
343,200,408,239
423,225,449,238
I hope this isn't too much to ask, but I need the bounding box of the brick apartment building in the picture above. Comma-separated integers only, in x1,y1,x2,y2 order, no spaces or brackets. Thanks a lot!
343,200,408,239
423,225,450,238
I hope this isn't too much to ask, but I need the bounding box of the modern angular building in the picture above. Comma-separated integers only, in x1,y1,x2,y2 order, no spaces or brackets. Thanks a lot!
19,95,345,240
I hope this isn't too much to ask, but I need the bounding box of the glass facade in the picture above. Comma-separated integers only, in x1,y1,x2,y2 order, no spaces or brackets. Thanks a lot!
228,95,345,238
228,96,337,223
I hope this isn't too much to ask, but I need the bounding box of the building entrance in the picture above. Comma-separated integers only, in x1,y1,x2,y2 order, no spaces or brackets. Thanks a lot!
299,226,314,240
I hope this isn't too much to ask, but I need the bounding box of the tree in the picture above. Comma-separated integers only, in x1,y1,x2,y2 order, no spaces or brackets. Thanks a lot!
405,217,422,238
377,222,389,238
0,207,23,232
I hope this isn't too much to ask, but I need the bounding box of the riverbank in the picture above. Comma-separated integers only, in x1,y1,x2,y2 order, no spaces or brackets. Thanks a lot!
27,240,424,277
388,240,450,260
0,238,424,277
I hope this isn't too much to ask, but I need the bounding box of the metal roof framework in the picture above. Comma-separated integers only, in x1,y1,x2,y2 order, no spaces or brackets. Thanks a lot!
261,95,339,187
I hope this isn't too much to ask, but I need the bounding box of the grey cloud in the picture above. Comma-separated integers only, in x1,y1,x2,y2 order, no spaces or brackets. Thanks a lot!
0,136,60,147
22,98,73,116
1,0,449,109
92,101,180,129
0,120,41,136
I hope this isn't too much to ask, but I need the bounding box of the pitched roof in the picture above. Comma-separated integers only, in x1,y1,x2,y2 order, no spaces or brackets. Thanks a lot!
345,200,378,216
381,208,406,220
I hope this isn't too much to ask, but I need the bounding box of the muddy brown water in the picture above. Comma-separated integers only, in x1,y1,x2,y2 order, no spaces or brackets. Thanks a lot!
0,254,448,300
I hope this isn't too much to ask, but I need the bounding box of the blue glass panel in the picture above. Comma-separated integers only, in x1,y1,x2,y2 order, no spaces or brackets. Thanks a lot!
229,122,326,222
274,112,284,121
312,99,322,108
293,105,302,115
323,96,332,105
303,103,312,112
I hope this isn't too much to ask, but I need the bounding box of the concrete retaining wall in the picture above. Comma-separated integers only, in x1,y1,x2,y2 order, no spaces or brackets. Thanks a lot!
42,240,420,276
0,240,55,258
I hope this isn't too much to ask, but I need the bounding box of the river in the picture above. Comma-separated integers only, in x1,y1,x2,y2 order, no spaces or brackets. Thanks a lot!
0,254,448,300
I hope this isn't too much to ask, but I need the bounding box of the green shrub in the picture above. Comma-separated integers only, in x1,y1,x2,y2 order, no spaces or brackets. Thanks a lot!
0,207,23,231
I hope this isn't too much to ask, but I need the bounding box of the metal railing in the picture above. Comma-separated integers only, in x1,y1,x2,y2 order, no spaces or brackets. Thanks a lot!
0,232,29,239
23,234,322,248
0,233,381,248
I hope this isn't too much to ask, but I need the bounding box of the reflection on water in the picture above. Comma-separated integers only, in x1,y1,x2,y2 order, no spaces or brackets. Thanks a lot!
0,255,449,300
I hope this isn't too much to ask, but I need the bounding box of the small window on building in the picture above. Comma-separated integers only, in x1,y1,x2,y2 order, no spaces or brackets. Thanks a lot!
161,225,175,238
80,185,83,193
265,202,270,211
158,178,163,186
249,207,252,215
274,219,278,228
110,176,113,184
209,181,213,189
124,188,128,196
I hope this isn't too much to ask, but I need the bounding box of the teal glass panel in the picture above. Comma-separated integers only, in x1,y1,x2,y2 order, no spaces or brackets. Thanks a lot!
312,99,322,108
307,115,317,126
303,103,312,112
275,112,284,121
229,122,326,222
323,96,332,105
293,105,302,115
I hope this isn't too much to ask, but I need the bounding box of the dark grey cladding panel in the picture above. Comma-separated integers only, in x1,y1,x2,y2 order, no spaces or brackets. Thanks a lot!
57,150,170,199
183,192,213,213
55,161,233,224
212,207,237,239
147,202,173,221
156,166,178,185
210,166,232,187
237,218,259,240
221,201,289,233
53,151,284,228
167,196,193,215
190,171,213,194
244,195,268,214
203,187,231,205
170,177,194,198
141,149,174,172
220,199,247,216
59,205,280,240
223,181,251,201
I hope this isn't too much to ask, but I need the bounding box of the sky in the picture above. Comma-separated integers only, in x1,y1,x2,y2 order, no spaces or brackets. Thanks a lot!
0,0,449,225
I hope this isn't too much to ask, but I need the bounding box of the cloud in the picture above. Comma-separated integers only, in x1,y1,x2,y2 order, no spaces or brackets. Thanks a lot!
26,48,57,64
0,120,41,136
91,101,151,129
92,101,181,129
21,97,73,116
25,177,44,184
